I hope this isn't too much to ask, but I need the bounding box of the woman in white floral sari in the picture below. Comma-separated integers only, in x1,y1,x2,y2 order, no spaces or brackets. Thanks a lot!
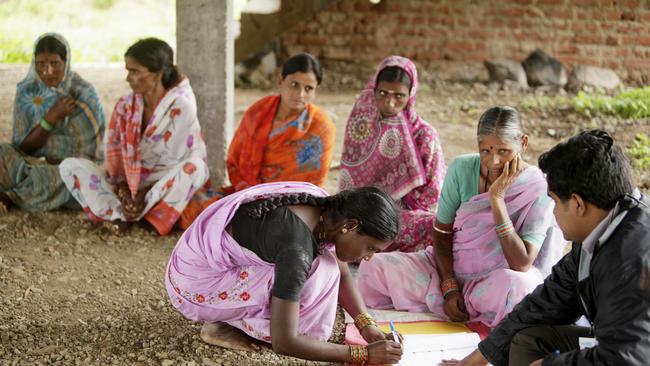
60,38,208,235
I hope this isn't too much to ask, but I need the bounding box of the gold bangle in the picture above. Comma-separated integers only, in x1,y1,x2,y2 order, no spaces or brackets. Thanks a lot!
353,312,376,332
349,345,369,364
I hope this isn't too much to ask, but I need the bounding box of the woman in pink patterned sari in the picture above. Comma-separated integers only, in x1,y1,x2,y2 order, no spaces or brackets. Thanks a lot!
358,106,565,328
339,56,446,252
60,38,208,235
166,182,403,364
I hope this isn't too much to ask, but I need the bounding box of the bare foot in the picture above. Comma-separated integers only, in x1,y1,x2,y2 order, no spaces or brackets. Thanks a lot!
101,221,130,236
200,322,265,351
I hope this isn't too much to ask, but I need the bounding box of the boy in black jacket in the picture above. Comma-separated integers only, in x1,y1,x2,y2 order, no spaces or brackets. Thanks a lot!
448,130,650,366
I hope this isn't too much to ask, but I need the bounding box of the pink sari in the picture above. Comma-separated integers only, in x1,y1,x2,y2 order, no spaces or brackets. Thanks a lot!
339,56,445,252
165,182,341,342
358,167,564,327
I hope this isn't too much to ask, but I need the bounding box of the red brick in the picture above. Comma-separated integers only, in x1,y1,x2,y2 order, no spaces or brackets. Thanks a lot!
416,51,444,61
639,37,650,46
624,59,650,69
616,48,630,57
538,0,565,4
555,45,579,54
446,41,474,51
622,36,639,45
298,35,327,46
502,7,526,17
575,34,605,44
620,0,641,7
574,0,598,5
468,30,491,39
585,22,599,32
607,61,620,69
465,52,488,61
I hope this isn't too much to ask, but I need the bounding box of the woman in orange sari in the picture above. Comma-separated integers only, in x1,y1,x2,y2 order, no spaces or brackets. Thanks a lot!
181,53,335,228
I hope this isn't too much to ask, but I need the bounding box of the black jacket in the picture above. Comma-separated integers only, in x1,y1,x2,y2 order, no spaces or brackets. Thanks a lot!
479,193,650,365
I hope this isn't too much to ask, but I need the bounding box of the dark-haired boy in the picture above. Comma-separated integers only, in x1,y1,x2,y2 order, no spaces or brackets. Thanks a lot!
451,130,650,366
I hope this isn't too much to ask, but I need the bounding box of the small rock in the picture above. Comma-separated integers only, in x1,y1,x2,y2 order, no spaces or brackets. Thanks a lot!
567,65,621,91
547,129,557,137
484,59,528,88
522,49,567,87
202,358,219,366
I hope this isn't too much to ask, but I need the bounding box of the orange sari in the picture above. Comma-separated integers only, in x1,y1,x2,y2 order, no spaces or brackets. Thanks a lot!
179,95,335,228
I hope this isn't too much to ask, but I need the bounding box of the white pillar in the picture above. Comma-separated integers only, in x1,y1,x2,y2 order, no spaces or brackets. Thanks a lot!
176,0,234,186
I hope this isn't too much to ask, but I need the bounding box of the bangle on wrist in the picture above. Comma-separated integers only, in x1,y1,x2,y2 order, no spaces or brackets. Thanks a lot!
434,225,453,235
39,118,54,132
349,344,369,364
440,277,460,298
353,312,377,332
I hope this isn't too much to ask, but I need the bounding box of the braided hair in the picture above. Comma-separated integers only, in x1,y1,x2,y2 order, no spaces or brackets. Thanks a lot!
248,187,400,242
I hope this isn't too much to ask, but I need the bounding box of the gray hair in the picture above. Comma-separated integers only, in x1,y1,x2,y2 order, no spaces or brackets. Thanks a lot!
477,106,524,146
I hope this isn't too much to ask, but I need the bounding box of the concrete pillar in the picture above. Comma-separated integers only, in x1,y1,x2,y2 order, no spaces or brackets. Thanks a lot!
176,0,234,186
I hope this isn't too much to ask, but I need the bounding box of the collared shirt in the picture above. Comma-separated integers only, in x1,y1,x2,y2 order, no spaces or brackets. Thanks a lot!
581,208,616,254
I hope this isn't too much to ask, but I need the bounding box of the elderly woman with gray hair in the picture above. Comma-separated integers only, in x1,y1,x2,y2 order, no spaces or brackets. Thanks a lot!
357,106,564,327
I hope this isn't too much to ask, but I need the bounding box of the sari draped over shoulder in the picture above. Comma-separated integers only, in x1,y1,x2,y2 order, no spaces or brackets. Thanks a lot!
178,94,335,229
0,32,105,211
227,94,335,190
339,56,446,252
60,78,209,235
166,182,340,342
358,167,565,327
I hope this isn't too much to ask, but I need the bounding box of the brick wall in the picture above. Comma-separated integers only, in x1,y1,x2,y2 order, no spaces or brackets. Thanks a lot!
280,0,650,83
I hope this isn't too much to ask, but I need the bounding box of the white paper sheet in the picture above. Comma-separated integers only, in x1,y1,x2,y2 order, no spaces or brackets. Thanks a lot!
398,332,481,366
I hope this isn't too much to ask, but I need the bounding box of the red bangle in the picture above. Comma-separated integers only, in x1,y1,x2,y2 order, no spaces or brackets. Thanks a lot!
440,277,460,297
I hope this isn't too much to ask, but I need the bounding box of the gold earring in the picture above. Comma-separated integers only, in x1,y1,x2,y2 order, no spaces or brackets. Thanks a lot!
342,228,348,233
363,256,370,261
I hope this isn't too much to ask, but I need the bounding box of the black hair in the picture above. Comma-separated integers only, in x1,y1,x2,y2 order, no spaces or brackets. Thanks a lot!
477,106,524,144
281,53,323,85
34,35,67,62
376,66,412,91
538,129,634,209
125,38,181,89
248,187,399,242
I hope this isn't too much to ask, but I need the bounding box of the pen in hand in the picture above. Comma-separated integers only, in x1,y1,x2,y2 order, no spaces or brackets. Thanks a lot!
389,320,401,345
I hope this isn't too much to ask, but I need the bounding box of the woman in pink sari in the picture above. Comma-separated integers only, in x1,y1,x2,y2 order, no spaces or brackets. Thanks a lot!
166,182,403,364
339,56,446,252
358,106,564,327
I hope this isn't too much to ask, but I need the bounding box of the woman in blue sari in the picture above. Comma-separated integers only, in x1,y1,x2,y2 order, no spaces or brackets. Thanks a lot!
0,33,105,213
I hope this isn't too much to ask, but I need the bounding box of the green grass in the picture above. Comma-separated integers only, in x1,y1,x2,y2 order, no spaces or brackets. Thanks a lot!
522,87,650,120
0,0,175,63
629,133,650,170
521,95,570,111
571,87,650,119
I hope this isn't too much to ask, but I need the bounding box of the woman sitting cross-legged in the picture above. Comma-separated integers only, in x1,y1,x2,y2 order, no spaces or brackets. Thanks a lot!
179,52,335,228
166,182,403,365
59,38,208,235
0,33,104,214
339,56,446,252
358,106,565,327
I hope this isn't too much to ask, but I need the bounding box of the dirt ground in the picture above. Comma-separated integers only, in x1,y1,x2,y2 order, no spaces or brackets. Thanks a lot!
0,64,648,366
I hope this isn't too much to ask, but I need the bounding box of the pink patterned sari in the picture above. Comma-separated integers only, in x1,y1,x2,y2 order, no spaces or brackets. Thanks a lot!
165,182,341,342
358,167,565,327
339,56,445,252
